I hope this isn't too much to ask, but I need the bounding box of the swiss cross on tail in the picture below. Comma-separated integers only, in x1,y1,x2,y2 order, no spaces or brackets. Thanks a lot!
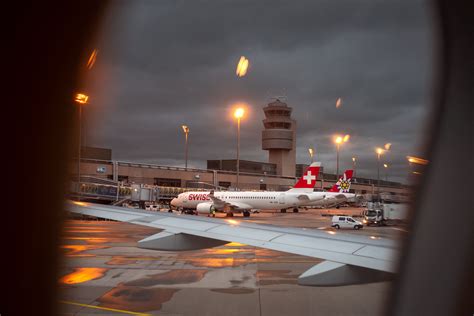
292,162,321,191
329,170,354,193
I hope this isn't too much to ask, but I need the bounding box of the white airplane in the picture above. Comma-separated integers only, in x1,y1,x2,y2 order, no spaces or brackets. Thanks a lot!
170,162,326,217
306,170,357,208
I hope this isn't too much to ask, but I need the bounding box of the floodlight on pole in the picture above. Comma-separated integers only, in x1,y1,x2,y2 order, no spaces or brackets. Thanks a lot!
182,125,190,169
352,156,356,177
233,107,245,189
74,93,89,200
333,134,350,179
308,147,314,163
375,147,385,192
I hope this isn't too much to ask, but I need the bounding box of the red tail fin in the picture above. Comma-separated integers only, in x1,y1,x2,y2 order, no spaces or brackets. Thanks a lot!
329,170,353,192
292,162,321,190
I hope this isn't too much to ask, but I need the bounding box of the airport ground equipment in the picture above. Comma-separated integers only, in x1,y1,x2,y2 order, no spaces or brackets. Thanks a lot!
67,200,398,287
364,202,408,226
331,216,364,230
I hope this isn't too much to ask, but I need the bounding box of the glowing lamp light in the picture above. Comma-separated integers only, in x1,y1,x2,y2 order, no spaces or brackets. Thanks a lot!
236,56,249,77
227,219,239,225
182,125,189,133
384,143,392,150
406,155,429,165
86,49,98,69
234,107,245,119
72,201,87,206
336,97,342,108
334,134,350,144
383,163,388,168
376,147,384,155
74,93,89,104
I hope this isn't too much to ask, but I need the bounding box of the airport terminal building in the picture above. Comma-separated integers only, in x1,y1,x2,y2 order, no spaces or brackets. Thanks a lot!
71,99,410,201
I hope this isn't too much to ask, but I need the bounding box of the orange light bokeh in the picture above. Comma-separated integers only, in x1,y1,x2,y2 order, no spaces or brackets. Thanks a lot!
234,108,245,119
59,267,107,284
86,49,98,69
74,93,89,104
236,56,249,77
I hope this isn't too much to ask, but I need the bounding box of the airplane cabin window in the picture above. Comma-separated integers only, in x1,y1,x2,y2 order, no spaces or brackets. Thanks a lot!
62,1,435,314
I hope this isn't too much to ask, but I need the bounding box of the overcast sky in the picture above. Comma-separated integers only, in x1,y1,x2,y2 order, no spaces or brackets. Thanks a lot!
83,0,434,183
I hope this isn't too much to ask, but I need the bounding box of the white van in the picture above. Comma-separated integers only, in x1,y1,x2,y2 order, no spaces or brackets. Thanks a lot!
331,216,363,230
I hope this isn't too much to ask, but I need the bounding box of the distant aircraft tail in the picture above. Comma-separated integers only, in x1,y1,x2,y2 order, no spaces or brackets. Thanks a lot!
328,170,353,193
287,162,321,193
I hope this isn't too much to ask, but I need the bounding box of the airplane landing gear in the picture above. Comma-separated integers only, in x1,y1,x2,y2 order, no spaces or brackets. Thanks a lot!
293,208,299,213
280,209,287,213
243,211,250,217
226,212,234,217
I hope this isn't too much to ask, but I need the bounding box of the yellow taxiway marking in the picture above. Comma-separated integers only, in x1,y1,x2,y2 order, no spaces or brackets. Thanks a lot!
59,300,151,315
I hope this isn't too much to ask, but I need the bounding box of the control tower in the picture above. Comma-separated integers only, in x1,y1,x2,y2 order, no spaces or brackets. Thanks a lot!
262,98,296,177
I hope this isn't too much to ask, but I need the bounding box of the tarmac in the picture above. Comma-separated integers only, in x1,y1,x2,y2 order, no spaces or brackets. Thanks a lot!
59,207,406,315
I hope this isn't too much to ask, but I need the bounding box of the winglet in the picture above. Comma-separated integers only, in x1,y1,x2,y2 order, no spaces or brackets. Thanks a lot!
298,261,393,286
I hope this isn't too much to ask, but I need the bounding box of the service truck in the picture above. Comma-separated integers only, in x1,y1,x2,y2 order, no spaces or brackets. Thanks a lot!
363,202,408,226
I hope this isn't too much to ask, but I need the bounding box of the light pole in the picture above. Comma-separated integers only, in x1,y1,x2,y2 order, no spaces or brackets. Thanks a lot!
308,147,314,163
376,147,384,193
181,125,189,169
334,134,350,179
74,93,88,195
352,157,356,177
234,107,244,189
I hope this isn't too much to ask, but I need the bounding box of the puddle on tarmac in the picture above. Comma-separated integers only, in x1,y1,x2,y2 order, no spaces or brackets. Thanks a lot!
59,267,108,284
60,245,108,257
125,269,208,286
180,257,253,268
106,257,141,265
257,270,299,286
98,286,179,312
63,236,131,244
210,288,256,294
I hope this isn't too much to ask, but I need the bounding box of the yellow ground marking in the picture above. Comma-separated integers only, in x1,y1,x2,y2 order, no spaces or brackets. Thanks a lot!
59,300,152,315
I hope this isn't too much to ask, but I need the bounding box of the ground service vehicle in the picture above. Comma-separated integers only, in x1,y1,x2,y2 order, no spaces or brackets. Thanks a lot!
364,202,408,226
331,216,363,230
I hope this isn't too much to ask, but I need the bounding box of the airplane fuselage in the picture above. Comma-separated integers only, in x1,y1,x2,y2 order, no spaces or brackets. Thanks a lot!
171,191,325,212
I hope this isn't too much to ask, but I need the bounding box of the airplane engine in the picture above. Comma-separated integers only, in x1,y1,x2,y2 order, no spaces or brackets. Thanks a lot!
196,202,216,213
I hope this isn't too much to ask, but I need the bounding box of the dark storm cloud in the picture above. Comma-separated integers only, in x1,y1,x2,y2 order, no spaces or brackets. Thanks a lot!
84,0,433,183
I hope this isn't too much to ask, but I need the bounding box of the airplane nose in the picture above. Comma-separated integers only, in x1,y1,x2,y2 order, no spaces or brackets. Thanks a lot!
170,198,178,207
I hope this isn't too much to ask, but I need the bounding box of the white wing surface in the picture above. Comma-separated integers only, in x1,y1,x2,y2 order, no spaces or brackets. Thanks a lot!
66,201,398,286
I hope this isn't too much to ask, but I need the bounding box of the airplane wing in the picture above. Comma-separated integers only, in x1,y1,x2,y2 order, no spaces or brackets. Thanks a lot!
66,201,398,286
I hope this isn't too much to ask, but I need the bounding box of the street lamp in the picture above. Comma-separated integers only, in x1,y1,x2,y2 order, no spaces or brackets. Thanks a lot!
234,107,245,189
352,157,356,177
383,163,389,181
181,125,189,169
333,134,350,179
375,147,385,192
308,147,314,163
74,93,89,198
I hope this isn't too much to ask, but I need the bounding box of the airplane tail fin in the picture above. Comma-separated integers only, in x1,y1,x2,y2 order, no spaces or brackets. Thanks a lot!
328,170,354,193
287,162,321,193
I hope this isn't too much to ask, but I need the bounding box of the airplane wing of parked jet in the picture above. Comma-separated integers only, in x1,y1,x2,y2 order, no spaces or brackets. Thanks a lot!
66,200,398,286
